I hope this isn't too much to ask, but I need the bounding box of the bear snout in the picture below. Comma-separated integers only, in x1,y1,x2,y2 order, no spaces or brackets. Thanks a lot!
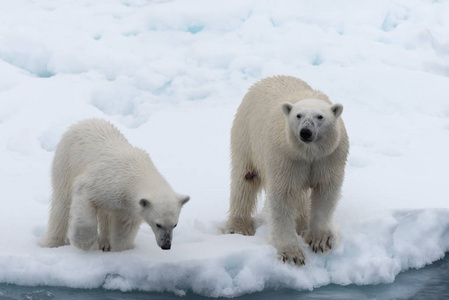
299,128,313,142
159,232,172,250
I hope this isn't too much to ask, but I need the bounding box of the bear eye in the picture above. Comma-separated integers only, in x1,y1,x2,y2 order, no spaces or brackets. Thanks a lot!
296,114,302,119
174,224,177,228
156,224,162,228
316,115,323,120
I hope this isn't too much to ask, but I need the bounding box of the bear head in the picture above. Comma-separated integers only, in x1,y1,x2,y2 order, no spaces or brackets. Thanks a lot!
282,98,343,157
138,193,190,250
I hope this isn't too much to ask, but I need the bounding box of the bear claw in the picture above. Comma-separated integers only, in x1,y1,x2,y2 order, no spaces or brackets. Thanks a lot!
225,218,255,236
278,248,306,266
305,229,335,254
225,227,255,236
99,239,111,252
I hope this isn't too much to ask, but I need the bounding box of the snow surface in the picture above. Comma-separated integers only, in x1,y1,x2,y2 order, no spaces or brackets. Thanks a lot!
1,0,449,297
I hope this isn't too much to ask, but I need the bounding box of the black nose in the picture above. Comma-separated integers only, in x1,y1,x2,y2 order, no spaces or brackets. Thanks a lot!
300,129,313,141
161,244,171,250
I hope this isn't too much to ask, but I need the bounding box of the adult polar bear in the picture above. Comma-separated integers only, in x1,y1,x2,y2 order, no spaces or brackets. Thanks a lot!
226,76,349,266
43,118,189,252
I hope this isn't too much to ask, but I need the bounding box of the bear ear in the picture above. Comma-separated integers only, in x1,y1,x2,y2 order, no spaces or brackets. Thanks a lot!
139,198,151,208
331,103,343,118
177,194,190,206
282,102,293,116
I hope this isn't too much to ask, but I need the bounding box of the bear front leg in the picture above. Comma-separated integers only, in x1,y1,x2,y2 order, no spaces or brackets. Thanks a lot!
68,193,99,251
295,190,311,238
109,213,141,251
305,184,340,253
296,214,310,239
267,188,306,266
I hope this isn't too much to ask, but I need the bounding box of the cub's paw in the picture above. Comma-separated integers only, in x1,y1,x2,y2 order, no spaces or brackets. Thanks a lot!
277,245,306,266
70,238,96,251
225,218,255,236
69,226,97,251
304,228,336,253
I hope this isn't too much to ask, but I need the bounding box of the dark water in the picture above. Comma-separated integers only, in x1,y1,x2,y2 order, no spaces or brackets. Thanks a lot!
1,254,448,300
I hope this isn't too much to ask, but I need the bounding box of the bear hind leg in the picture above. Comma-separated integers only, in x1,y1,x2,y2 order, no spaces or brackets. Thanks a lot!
226,163,261,236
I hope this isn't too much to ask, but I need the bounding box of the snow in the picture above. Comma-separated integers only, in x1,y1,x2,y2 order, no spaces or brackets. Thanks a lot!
1,0,449,297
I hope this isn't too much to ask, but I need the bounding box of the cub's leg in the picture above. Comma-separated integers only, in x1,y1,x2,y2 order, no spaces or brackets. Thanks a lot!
109,213,141,251
68,181,99,251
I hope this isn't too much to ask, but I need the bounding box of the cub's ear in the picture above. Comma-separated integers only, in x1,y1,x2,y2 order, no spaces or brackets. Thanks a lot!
282,102,293,116
331,103,343,118
177,194,190,206
139,198,151,208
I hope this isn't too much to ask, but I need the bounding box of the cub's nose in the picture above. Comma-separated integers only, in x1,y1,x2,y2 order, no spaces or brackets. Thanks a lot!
161,243,171,250
300,129,313,142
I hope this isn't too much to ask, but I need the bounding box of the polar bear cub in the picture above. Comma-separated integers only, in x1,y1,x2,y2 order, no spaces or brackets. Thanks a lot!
43,118,189,251
226,76,349,266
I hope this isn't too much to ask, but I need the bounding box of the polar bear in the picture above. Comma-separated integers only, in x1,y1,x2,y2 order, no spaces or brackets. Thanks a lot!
226,75,349,265
42,118,189,252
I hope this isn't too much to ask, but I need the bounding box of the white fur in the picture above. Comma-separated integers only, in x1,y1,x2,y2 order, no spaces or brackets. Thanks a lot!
226,76,349,266
42,118,189,252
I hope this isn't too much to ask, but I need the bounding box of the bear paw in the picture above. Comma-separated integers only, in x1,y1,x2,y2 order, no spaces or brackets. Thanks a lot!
277,246,306,266
304,228,335,253
69,226,98,251
99,239,111,252
225,218,255,236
